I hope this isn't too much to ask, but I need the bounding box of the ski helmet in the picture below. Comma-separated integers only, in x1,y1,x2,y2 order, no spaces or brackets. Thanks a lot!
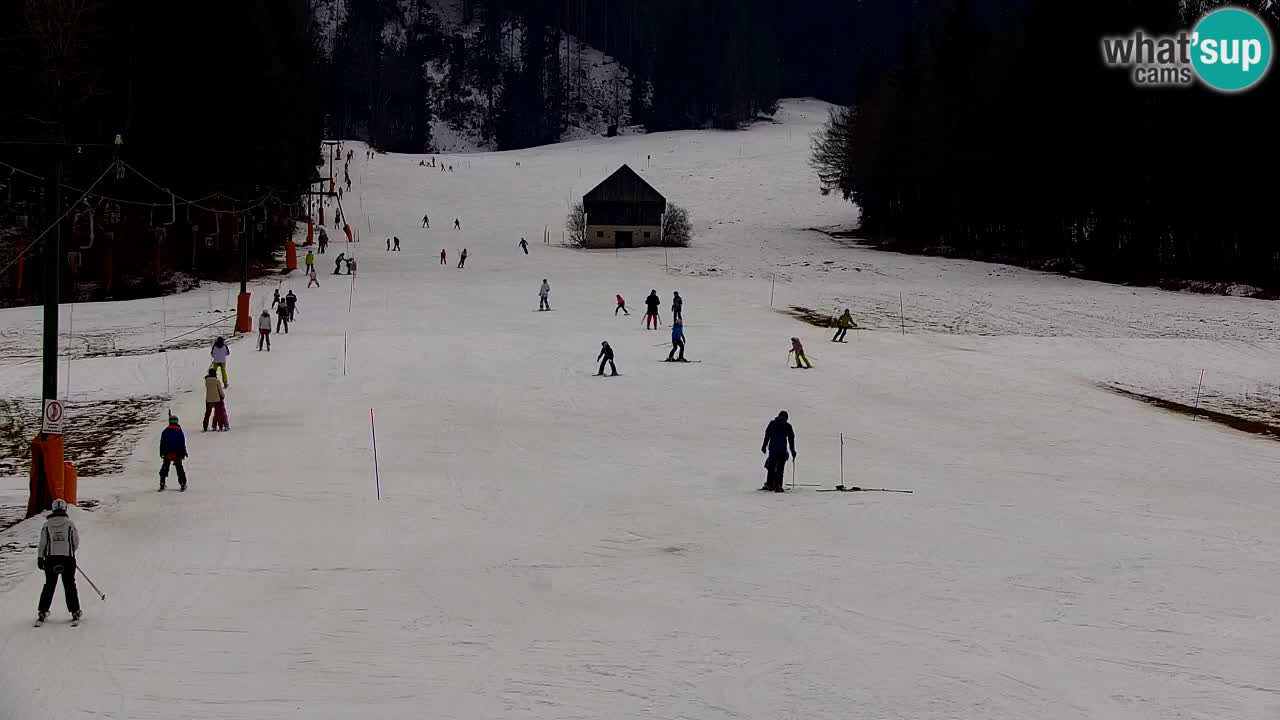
51,499,68,512
169,415,179,424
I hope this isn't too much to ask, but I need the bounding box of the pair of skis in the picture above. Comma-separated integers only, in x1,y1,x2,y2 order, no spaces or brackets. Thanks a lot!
815,485,913,493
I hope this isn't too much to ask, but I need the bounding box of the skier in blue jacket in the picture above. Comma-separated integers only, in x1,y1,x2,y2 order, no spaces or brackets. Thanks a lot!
666,319,687,362
159,416,188,491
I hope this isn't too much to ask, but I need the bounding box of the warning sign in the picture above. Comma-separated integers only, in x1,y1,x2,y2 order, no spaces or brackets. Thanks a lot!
41,399,64,435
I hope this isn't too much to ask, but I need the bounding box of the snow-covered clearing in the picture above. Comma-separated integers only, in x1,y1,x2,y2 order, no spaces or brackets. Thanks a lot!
2,100,1279,719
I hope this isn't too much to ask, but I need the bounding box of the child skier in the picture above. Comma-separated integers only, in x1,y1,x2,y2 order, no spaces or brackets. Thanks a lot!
790,337,812,368
644,290,661,329
832,309,855,342
615,294,629,316
307,268,319,288
202,367,225,431
258,310,272,351
666,320,687,362
159,415,188,491
538,279,551,311
36,498,80,625
210,336,230,387
596,341,618,377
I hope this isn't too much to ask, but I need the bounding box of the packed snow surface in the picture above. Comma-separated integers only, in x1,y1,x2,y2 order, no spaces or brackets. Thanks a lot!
2,100,1279,719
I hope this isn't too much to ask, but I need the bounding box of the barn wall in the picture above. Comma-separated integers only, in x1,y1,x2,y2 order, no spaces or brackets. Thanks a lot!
585,224,663,249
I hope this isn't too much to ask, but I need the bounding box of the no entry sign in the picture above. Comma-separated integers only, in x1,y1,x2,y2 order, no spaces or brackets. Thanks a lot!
41,399,64,435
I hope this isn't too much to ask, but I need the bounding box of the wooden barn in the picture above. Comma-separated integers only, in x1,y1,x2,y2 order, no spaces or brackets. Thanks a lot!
582,165,666,249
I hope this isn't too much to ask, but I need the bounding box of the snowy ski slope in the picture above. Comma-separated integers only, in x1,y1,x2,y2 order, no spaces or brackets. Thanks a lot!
1,100,1279,719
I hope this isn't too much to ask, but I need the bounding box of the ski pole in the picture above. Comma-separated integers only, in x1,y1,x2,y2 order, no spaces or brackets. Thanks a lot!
791,459,796,490
77,565,106,601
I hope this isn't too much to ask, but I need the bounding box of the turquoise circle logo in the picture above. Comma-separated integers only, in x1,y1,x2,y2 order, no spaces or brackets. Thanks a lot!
1191,7,1273,92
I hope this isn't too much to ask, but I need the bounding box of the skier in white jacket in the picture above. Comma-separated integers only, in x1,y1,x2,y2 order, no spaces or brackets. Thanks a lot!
538,279,551,311
210,337,230,387
257,310,272,351
36,499,80,624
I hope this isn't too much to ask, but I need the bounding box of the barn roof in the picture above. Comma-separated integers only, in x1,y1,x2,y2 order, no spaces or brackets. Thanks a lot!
583,165,665,204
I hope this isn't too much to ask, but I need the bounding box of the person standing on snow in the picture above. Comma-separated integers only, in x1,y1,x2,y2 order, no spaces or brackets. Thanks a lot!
596,341,618,377
386,238,391,251
454,218,461,230
36,499,80,625
271,288,281,309
275,300,290,334
305,250,315,275
644,290,661,329
159,415,188,491
519,238,528,254
202,367,225,432
761,411,797,492
458,248,468,269
672,291,683,323
285,290,298,321
439,249,447,265
210,336,230,387
790,337,812,368
666,319,687,362
832,309,856,342
538,279,551,311
258,309,272,351
318,228,329,254
393,236,401,251
333,252,346,275
615,294,630,316
422,214,430,229
307,268,320,288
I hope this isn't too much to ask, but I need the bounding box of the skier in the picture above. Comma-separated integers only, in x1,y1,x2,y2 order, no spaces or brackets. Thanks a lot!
644,290,661,329
159,415,188,491
595,341,618,377
458,248,468,269
307,268,320,288
393,236,400,251
347,257,357,276
275,300,290,334
672,291,683,323
202,367,225,432
210,336,230,387
538,279,551,311
615,294,630,316
760,411,797,492
285,290,298,321
832,309,856,342
386,238,391,251
304,249,315,275
454,218,461,230
333,252,346,275
790,337,812,369
318,228,328,254
666,319,687,362
422,214,430,229
271,288,281,308
519,238,528,254
439,248,447,265
257,309,272,351
36,498,80,625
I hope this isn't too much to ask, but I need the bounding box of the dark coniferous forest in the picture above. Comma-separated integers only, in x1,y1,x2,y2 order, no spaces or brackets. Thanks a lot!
1,0,1277,295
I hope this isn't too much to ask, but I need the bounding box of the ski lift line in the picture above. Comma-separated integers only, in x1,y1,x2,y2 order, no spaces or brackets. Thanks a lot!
0,158,46,181
0,159,119,278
